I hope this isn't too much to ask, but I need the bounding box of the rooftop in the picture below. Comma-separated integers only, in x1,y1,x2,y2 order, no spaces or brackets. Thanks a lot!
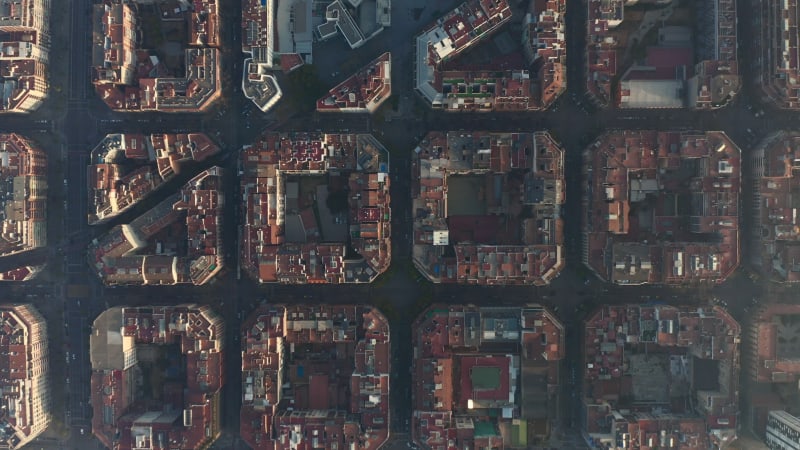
586,0,739,108
91,0,221,112
411,304,563,449
758,0,800,108
411,131,565,285
414,0,511,105
0,134,46,274
749,303,800,384
90,304,224,450
317,52,391,113
521,0,567,108
582,130,740,285
87,133,220,224
0,0,50,112
0,304,49,450
88,167,225,286
582,304,741,449
240,305,390,450
751,131,800,282
240,132,391,284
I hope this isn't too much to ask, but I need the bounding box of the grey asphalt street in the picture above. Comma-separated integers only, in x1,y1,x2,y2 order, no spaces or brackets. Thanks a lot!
1,0,799,449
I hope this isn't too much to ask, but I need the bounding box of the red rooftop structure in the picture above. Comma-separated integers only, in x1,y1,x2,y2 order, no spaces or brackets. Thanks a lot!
751,131,800,282
582,130,740,285
90,304,225,450
88,167,225,286
240,305,390,450
0,133,46,279
581,304,740,449
412,304,563,449
0,304,50,449
88,133,220,225
412,131,565,285
317,52,392,113
240,132,391,284
90,0,221,112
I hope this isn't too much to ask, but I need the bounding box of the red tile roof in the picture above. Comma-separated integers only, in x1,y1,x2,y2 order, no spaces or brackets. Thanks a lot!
88,167,225,286
91,0,221,112
90,304,225,450
412,304,563,449
240,305,390,450
0,304,49,448
0,134,47,269
241,132,391,284
317,52,391,113
412,131,565,285
581,305,740,448
583,131,740,285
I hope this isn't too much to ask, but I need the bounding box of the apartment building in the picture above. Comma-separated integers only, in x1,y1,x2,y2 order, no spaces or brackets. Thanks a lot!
0,304,50,449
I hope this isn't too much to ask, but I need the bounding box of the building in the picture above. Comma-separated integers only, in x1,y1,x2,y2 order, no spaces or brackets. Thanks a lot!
0,304,50,449
316,0,391,50
750,131,800,281
521,0,566,109
91,0,221,112
581,304,741,449
317,52,391,113
412,131,565,285
586,0,739,109
766,410,800,450
0,0,50,112
411,304,563,449
0,265,43,281
90,305,224,450
756,0,800,108
749,304,800,384
582,130,740,285
240,305,390,450
87,133,220,225
414,0,518,111
0,134,46,279
241,0,284,112
88,167,225,286
240,132,391,284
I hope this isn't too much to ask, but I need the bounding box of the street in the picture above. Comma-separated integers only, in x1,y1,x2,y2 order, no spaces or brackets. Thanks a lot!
0,0,799,448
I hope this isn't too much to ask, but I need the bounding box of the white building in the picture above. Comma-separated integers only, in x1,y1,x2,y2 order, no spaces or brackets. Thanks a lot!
766,410,800,450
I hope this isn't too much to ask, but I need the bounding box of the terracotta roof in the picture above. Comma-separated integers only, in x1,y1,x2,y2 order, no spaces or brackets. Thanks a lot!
583,131,740,285
581,305,740,447
88,167,225,286
412,304,563,448
240,305,390,450
412,131,565,285
241,133,391,284
0,134,47,268
91,0,221,111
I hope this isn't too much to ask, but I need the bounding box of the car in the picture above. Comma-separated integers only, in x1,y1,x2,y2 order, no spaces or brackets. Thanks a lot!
331,71,340,77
